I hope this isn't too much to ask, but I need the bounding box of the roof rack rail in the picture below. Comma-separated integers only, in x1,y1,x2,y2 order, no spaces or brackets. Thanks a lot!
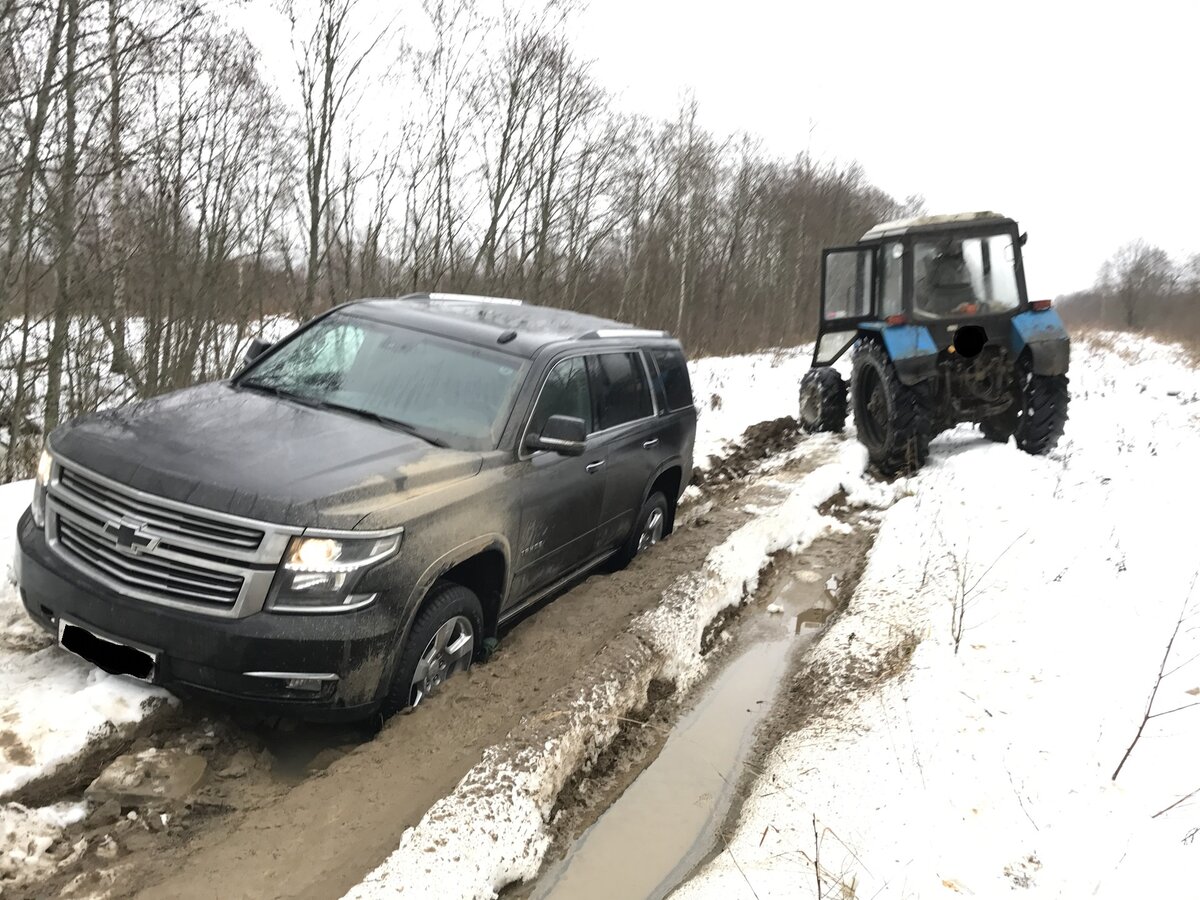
579,328,670,340
427,292,523,306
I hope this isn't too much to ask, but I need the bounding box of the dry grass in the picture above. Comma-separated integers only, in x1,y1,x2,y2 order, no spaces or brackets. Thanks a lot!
1071,325,1200,368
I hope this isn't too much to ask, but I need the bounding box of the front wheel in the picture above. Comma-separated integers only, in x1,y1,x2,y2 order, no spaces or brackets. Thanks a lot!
611,490,669,570
851,340,933,476
382,582,483,717
798,367,848,433
1013,357,1070,455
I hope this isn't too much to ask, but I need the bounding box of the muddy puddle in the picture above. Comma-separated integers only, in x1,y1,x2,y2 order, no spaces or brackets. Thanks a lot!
529,570,836,900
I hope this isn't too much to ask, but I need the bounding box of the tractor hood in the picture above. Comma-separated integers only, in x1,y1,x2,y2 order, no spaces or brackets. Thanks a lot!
49,382,483,529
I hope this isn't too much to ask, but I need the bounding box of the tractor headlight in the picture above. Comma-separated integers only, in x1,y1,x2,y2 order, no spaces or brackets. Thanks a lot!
268,531,402,612
31,449,52,528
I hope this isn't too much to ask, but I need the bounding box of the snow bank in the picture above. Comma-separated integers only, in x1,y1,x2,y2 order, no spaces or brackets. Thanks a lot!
689,347,811,467
676,333,1200,898
345,440,874,900
0,480,171,803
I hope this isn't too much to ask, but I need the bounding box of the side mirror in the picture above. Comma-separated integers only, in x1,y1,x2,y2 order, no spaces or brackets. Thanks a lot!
242,337,272,367
526,415,587,456
1019,232,1028,247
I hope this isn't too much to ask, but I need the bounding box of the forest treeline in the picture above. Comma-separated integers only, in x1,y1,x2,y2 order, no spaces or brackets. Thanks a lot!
1059,241,1200,346
0,0,911,477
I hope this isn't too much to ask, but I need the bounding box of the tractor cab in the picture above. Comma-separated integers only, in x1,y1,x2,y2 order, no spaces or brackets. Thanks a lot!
799,212,1070,475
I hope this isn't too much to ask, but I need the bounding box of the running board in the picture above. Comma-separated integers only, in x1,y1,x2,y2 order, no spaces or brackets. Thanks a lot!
498,550,617,627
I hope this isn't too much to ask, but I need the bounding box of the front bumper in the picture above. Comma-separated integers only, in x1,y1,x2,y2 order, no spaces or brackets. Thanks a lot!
16,509,399,721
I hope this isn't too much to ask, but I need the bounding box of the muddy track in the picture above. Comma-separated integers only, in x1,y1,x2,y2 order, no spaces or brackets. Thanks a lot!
14,423,822,900
508,498,879,900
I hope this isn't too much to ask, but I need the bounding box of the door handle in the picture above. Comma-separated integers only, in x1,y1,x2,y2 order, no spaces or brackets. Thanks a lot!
643,438,660,449
586,461,605,473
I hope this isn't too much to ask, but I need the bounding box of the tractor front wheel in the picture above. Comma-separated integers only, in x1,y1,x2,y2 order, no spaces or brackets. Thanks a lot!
798,367,848,433
851,341,932,476
1013,356,1069,455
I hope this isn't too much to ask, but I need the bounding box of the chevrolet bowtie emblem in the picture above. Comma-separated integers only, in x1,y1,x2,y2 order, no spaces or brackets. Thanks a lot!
102,519,161,555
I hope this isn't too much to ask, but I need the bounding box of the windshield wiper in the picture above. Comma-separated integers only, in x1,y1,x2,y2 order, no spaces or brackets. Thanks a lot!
236,381,449,448
307,399,449,448
237,380,322,407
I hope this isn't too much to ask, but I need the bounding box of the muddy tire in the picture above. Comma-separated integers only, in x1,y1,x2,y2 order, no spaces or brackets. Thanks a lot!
1013,356,1070,455
851,340,933,476
798,367,848,433
382,582,483,717
612,491,669,570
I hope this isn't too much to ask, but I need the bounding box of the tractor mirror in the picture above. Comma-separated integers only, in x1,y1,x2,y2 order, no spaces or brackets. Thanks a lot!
1019,232,1028,246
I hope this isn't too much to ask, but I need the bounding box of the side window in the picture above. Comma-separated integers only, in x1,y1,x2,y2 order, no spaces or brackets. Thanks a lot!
649,349,693,411
590,352,654,430
879,241,903,317
528,357,592,439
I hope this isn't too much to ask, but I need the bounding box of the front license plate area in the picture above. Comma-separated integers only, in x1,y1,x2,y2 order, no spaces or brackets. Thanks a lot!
59,620,156,681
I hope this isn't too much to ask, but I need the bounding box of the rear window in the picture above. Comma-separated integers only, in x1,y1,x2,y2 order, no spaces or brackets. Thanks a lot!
589,353,654,430
649,348,692,411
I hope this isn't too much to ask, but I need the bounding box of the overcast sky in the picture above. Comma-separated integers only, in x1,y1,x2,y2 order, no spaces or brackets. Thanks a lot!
233,0,1199,298
565,0,1200,297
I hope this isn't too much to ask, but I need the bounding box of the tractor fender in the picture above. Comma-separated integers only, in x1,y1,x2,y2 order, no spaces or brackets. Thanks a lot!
1010,309,1070,376
860,322,938,386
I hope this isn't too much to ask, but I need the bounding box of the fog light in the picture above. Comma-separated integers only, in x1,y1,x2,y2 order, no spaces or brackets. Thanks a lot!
285,677,325,693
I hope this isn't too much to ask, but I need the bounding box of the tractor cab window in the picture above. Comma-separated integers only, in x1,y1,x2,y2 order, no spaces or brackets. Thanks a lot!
913,233,1021,319
822,248,873,320
879,242,903,317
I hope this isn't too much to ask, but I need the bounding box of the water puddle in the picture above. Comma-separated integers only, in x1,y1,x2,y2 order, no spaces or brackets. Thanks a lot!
530,568,836,900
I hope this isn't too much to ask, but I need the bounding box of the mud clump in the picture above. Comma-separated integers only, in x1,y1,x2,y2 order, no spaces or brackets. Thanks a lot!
694,416,803,486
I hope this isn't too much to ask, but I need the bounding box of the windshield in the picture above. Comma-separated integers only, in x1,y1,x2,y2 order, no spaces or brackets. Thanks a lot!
912,232,1021,319
237,314,526,450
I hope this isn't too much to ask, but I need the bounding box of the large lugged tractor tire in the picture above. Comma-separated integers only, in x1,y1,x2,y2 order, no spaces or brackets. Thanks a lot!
1013,356,1070,455
851,340,933,476
798,367,848,433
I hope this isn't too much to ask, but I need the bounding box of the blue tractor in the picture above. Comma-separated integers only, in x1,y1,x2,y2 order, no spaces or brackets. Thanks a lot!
798,212,1070,475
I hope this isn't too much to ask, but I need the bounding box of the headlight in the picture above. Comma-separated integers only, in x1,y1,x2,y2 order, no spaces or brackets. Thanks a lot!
269,531,402,612
31,449,52,528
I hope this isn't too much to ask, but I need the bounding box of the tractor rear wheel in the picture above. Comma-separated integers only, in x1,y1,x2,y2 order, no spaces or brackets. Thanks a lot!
1013,356,1069,455
851,340,933,476
798,367,848,433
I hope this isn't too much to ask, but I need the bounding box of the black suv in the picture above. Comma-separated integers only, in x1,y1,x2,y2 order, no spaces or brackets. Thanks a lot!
15,294,696,719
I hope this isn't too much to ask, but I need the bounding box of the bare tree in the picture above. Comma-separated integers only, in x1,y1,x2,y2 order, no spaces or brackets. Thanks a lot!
1098,240,1175,329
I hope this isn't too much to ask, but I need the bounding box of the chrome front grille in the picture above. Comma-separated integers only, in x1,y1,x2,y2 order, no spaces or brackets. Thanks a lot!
59,467,264,551
45,457,297,617
57,514,244,607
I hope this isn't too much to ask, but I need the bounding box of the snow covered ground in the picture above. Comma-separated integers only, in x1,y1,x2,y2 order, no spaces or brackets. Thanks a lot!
676,333,1200,898
689,347,811,467
7,331,1198,899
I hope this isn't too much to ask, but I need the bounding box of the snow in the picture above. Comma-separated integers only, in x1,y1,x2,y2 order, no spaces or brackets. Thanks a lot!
676,332,1200,898
1,800,88,883
0,479,172,803
689,347,811,467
